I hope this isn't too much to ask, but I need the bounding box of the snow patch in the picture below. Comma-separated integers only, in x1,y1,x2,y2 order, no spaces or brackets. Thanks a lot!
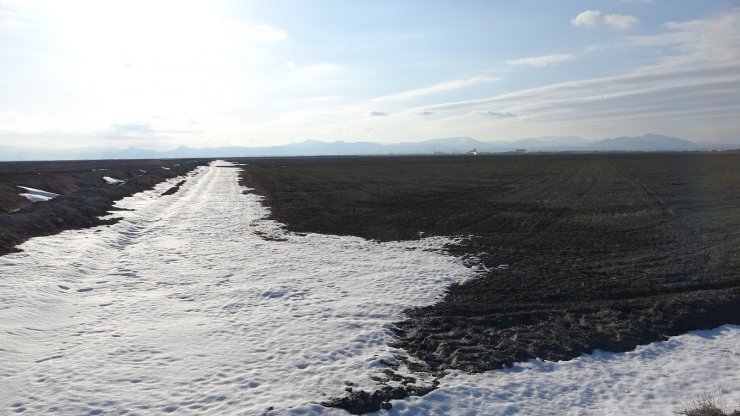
102,176,125,185
382,325,740,415
17,186,60,203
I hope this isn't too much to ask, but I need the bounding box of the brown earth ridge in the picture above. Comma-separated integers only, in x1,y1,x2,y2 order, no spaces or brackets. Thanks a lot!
235,152,740,412
0,159,208,256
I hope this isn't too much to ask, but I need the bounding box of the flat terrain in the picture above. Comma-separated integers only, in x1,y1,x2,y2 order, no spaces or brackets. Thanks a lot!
237,153,740,373
0,158,737,414
0,159,207,255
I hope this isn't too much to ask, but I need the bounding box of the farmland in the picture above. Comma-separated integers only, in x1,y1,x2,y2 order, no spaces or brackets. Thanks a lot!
0,156,737,414
237,152,740,373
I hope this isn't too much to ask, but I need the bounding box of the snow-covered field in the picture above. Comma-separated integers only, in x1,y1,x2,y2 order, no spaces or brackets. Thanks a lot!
1,161,737,415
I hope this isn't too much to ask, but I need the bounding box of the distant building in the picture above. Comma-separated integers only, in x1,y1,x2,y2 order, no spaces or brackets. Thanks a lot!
467,148,478,155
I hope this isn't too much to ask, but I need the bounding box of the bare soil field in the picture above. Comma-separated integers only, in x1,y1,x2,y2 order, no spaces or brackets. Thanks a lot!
0,159,208,256
236,152,740,377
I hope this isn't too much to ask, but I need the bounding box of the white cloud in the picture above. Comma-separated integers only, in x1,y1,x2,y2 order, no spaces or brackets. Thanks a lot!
604,14,639,31
506,54,575,67
368,110,388,116
374,76,501,101
572,10,639,31
571,10,602,27
628,10,740,68
411,10,740,136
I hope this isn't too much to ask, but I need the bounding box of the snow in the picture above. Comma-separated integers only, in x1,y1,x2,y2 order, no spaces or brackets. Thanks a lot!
1,161,737,415
17,185,60,203
103,176,126,185
18,193,54,203
0,162,475,415
382,325,739,415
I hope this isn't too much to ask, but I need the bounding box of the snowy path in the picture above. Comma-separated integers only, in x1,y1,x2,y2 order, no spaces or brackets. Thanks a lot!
0,161,738,415
0,162,474,415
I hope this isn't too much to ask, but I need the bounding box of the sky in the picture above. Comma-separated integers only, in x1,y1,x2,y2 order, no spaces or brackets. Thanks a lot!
0,0,739,150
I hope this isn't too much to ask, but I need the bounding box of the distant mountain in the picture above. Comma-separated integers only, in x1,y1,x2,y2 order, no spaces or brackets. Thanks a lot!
1,134,733,161
509,136,590,149
590,134,700,151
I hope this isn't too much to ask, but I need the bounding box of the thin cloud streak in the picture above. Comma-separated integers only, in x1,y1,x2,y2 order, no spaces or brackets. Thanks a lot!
522,79,740,119
413,64,740,121
477,110,517,119
372,76,501,101
506,54,575,67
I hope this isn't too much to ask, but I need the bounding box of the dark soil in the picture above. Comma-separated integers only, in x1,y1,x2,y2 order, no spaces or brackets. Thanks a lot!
0,159,208,255
321,369,438,414
162,180,187,196
234,153,740,412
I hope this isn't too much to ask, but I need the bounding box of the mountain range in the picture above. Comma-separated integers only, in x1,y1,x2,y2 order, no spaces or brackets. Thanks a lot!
0,134,736,161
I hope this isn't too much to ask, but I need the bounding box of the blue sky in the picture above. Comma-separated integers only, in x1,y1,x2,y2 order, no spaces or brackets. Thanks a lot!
0,0,738,149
